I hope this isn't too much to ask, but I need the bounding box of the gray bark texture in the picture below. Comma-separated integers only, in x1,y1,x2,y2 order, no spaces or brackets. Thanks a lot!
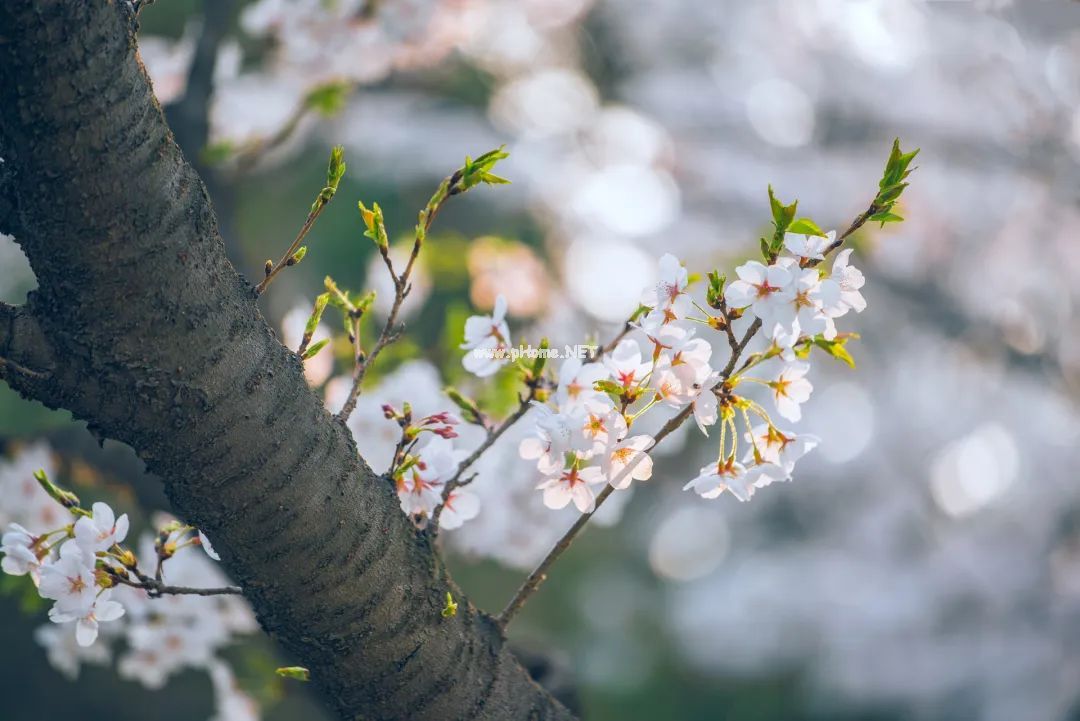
0,3,574,720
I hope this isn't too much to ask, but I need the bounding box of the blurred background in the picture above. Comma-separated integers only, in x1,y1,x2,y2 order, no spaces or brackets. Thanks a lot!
3,0,1080,719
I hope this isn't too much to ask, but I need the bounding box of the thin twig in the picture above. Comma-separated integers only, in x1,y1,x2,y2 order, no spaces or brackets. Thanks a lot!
497,383,706,627
430,389,537,530
336,175,457,423
120,577,242,597
497,201,875,627
814,202,879,266
254,205,328,295
112,561,243,598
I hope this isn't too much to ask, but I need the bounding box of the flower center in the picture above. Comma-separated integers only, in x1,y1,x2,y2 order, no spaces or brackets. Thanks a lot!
754,281,778,299
68,576,86,594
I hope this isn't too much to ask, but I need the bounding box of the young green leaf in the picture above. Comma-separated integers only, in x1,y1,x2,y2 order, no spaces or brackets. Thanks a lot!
441,591,459,618
446,387,484,426
275,667,311,682
301,338,330,361
706,271,727,309
787,218,826,237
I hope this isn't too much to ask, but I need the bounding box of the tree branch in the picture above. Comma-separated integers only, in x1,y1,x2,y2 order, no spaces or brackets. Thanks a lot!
0,301,53,388
0,3,571,719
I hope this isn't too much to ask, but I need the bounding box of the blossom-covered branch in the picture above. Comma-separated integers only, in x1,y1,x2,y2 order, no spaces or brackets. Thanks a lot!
1,470,239,644
491,140,917,625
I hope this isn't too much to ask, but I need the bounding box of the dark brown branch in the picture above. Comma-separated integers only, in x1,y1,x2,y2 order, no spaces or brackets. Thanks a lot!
119,575,243,597
0,3,570,719
0,301,53,386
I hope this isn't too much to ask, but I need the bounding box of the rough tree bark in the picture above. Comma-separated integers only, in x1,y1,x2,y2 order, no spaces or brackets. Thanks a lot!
0,3,573,720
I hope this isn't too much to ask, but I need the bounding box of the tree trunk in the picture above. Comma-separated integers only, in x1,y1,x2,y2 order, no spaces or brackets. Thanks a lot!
0,3,573,720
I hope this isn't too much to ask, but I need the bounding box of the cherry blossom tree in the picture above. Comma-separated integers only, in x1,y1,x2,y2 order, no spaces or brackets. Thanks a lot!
0,2,922,720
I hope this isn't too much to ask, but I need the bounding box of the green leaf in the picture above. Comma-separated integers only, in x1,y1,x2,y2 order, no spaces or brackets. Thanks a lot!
304,293,330,338
304,81,351,117
628,304,650,323
479,172,511,186
446,387,484,425
458,146,511,193
811,336,857,368
326,145,346,191
706,270,726,309
301,338,330,361
324,276,355,312
441,591,459,618
787,218,826,237
358,201,388,249
286,246,307,266
869,211,904,225
275,667,311,682
34,468,80,509
872,139,919,223
768,185,798,232
354,290,376,316
531,337,550,377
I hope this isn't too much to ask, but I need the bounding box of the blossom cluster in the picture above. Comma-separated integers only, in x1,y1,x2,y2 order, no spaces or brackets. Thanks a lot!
393,430,481,530
0,448,259,721
457,232,866,510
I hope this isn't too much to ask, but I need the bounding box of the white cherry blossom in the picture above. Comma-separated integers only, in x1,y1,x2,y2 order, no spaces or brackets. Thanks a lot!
461,294,512,377
74,501,129,554
653,360,699,408
819,248,867,317
519,403,591,474
783,230,834,261
664,335,713,385
641,252,693,323
439,489,481,530
603,338,650,391
769,361,814,422
397,435,461,518
50,590,125,647
683,460,755,502
38,542,97,619
746,424,819,474
691,372,721,435
768,258,835,348
117,645,175,690
639,314,696,362
600,435,654,489
555,356,611,413
1,523,42,579
198,530,221,561
582,408,627,450
537,465,605,513
724,260,795,323
397,466,445,519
